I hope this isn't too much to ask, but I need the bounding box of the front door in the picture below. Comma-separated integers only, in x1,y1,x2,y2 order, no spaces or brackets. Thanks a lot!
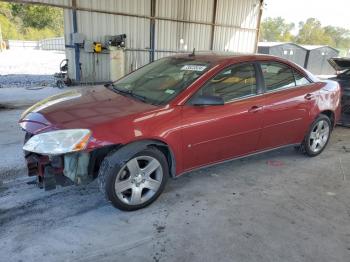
180,63,265,171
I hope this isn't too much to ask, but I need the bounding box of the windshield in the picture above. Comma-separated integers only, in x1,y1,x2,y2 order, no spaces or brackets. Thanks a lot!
112,57,211,105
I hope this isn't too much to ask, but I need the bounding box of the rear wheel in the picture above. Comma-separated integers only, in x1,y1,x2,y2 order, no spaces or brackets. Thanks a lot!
98,147,168,211
303,114,331,157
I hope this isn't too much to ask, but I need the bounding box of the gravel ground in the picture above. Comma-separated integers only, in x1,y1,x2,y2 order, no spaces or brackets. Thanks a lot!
0,49,66,88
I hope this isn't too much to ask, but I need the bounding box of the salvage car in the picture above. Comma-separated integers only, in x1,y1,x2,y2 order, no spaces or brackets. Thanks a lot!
19,53,341,211
328,57,350,126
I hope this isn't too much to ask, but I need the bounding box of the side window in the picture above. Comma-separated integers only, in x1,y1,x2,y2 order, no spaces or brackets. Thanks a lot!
198,64,257,103
294,71,311,86
261,62,295,91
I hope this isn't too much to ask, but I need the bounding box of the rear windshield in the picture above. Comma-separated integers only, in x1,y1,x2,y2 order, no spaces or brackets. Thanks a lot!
113,57,211,105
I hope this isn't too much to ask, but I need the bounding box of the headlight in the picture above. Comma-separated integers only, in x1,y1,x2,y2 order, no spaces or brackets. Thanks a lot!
23,129,91,155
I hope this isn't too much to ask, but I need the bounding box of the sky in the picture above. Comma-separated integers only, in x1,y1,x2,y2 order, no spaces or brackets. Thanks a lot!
262,0,350,32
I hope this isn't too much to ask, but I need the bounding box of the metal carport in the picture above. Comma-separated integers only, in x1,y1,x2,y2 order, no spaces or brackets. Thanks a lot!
6,0,264,83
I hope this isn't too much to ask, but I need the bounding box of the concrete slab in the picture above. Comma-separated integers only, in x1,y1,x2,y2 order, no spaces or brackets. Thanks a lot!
0,109,26,181
0,127,350,262
0,86,67,109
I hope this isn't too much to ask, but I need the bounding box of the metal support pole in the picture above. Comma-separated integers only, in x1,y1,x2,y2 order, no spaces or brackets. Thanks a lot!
72,0,80,82
254,0,264,53
210,0,217,51
149,0,156,62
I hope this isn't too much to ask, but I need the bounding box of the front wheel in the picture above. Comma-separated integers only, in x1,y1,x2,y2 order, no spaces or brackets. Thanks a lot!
303,114,331,157
98,147,168,211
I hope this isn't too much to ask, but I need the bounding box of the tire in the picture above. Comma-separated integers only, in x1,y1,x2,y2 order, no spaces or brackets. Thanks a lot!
98,147,169,211
56,79,65,89
303,114,332,157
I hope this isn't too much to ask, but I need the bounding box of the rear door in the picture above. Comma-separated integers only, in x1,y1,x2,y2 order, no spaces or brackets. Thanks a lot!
257,61,319,150
180,63,265,171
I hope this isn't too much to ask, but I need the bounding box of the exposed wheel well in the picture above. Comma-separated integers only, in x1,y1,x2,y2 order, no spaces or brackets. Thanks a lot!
90,140,176,179
320,110,335,128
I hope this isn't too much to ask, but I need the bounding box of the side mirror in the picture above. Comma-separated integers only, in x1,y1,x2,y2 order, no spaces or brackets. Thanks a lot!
190,95,224,106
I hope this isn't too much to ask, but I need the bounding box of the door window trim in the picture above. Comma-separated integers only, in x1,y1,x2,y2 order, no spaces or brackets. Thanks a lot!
186,61,263,105
257,60,314,94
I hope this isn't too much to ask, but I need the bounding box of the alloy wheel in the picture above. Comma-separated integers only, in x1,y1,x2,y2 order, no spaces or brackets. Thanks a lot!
114,156,163,205
308,120,330,153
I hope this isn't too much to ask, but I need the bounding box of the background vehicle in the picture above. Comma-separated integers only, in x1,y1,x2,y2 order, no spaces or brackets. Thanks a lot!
20,53,341,211
328,57,350,126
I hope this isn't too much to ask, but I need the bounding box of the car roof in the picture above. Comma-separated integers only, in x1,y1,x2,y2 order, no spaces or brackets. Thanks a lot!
170,51,319,83
170,52,283,64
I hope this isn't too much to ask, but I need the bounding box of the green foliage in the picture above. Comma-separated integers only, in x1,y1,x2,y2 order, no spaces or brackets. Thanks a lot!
11,4,63,31
0,2,63,41
260,17,295,42
260,17,350,52
295,18,334,46
0,14,20,40
324,26,350,50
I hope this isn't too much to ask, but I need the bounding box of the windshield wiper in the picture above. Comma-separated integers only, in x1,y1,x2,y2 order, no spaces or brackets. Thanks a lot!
111,84,150,104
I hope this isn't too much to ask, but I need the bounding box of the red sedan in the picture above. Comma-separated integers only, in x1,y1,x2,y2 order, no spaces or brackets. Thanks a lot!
19,53,341,210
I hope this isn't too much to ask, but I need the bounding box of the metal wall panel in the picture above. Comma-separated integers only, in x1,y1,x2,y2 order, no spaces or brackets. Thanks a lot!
155,20,211,51
212,26,257,53
155,0,213,53
76,11,150,48
213,0,260,53
215,0,260,28
156,0,214,23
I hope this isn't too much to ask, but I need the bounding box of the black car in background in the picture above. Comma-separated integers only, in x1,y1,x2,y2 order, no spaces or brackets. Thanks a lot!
329,58,350,126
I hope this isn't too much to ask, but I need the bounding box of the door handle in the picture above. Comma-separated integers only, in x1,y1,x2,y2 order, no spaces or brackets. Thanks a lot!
248,105,263,113
304,93,314,100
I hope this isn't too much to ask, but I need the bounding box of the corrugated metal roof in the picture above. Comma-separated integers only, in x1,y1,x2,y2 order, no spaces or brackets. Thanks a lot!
258,42,288,47
301,45,338,51
76,0,150,16
17,0,71,8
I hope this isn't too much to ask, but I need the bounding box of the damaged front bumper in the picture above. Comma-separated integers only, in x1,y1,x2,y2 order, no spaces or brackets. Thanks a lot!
25,145,92,191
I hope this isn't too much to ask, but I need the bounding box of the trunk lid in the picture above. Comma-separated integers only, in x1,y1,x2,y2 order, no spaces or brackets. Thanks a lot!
328,57,350,72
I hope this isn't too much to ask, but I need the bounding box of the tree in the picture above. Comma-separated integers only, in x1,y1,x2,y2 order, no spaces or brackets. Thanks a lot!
324,26,350,50
260,17,295,42
295,18,334,46
0,2,20,39
10,4,63,31
0,3,63,40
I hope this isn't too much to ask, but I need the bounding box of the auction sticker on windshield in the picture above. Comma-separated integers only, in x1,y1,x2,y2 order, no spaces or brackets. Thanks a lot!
181,65,207,71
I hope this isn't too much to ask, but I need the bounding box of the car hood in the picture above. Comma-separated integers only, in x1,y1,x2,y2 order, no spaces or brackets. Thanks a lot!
19,85,158,134
328,57,350,72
